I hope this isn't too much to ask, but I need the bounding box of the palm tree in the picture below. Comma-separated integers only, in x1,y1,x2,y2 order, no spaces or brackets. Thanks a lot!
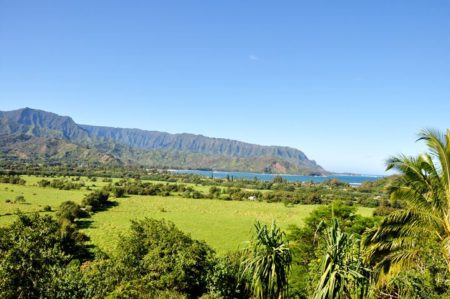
364,129,450,280
314,219,369,299
241,221,292,299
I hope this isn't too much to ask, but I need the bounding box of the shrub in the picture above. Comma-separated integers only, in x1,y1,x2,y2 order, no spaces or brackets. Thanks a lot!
14,195,26,204
112,218,214,297
57,201,87,222
0,213,89,298
81,190,110,211
112,187,125,198
207,252,250,298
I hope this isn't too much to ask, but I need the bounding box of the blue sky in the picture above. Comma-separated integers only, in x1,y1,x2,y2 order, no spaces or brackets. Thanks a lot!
1,1,450,174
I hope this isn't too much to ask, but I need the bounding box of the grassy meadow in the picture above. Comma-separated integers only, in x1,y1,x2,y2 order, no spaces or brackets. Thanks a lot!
0,176,373,254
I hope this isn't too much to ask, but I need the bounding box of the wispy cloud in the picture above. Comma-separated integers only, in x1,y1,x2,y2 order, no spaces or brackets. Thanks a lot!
249,54,258,61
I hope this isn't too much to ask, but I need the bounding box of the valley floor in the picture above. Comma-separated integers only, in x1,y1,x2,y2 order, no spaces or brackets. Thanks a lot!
0,176,373,254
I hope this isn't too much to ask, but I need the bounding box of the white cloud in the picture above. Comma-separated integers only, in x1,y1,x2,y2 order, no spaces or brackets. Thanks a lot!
249,54,258,61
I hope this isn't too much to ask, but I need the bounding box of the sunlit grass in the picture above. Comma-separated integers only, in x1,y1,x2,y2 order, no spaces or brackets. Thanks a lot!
0,176,373,254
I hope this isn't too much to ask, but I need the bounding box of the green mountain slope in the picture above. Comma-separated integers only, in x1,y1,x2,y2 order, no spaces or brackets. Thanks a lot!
0,134,122,166
0,108,327,175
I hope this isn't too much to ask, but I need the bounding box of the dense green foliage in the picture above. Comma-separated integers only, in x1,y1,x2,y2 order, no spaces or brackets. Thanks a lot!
38,177,85,190
0,175,26,185
0,215,215,298
364,129,450,297
81,189,110,211
0,213,88,298
57,200,87,223
207,252,251,298
287,202,376,298
110,218,214,297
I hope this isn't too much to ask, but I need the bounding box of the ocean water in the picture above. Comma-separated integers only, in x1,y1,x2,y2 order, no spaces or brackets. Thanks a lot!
171,169,383,185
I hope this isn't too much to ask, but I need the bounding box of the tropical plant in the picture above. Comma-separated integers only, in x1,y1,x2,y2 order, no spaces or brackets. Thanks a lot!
241,221,292,299
313,219,369,299
286,202,376,298
364,129,450,283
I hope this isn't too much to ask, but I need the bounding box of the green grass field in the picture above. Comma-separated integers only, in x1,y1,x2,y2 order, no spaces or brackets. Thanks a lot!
0,177,373,254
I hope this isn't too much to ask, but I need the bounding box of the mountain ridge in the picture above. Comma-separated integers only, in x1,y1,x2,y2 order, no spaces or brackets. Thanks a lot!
0,108,327,175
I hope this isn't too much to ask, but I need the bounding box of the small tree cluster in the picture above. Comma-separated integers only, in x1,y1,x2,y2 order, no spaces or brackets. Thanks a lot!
81,190,110,211
0,175,26,185
37,178,85,190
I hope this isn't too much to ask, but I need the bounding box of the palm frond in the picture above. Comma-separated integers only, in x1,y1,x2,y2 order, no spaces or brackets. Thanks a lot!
366,129,450,290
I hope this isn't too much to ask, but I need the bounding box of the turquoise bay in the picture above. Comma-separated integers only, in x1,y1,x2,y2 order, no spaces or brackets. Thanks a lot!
172,169,382,185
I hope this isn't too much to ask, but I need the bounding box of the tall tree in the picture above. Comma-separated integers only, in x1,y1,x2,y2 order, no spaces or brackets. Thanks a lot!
365,129,450,281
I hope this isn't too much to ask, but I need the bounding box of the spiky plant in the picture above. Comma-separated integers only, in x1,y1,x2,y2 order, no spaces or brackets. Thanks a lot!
241,221,292,299
313,219,369,299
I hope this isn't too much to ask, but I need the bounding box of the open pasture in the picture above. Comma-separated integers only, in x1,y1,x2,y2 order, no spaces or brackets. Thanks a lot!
0,177,373,254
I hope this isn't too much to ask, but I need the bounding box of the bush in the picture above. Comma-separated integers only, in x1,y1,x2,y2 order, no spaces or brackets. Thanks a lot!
373,199,398,216
57,201,87,222
111,218,215,297
81,190,110,211
207,252,250,298
14,195,26,204
38,178,84,190
112,187,125,198
0,213,89,298
0,175,26,185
